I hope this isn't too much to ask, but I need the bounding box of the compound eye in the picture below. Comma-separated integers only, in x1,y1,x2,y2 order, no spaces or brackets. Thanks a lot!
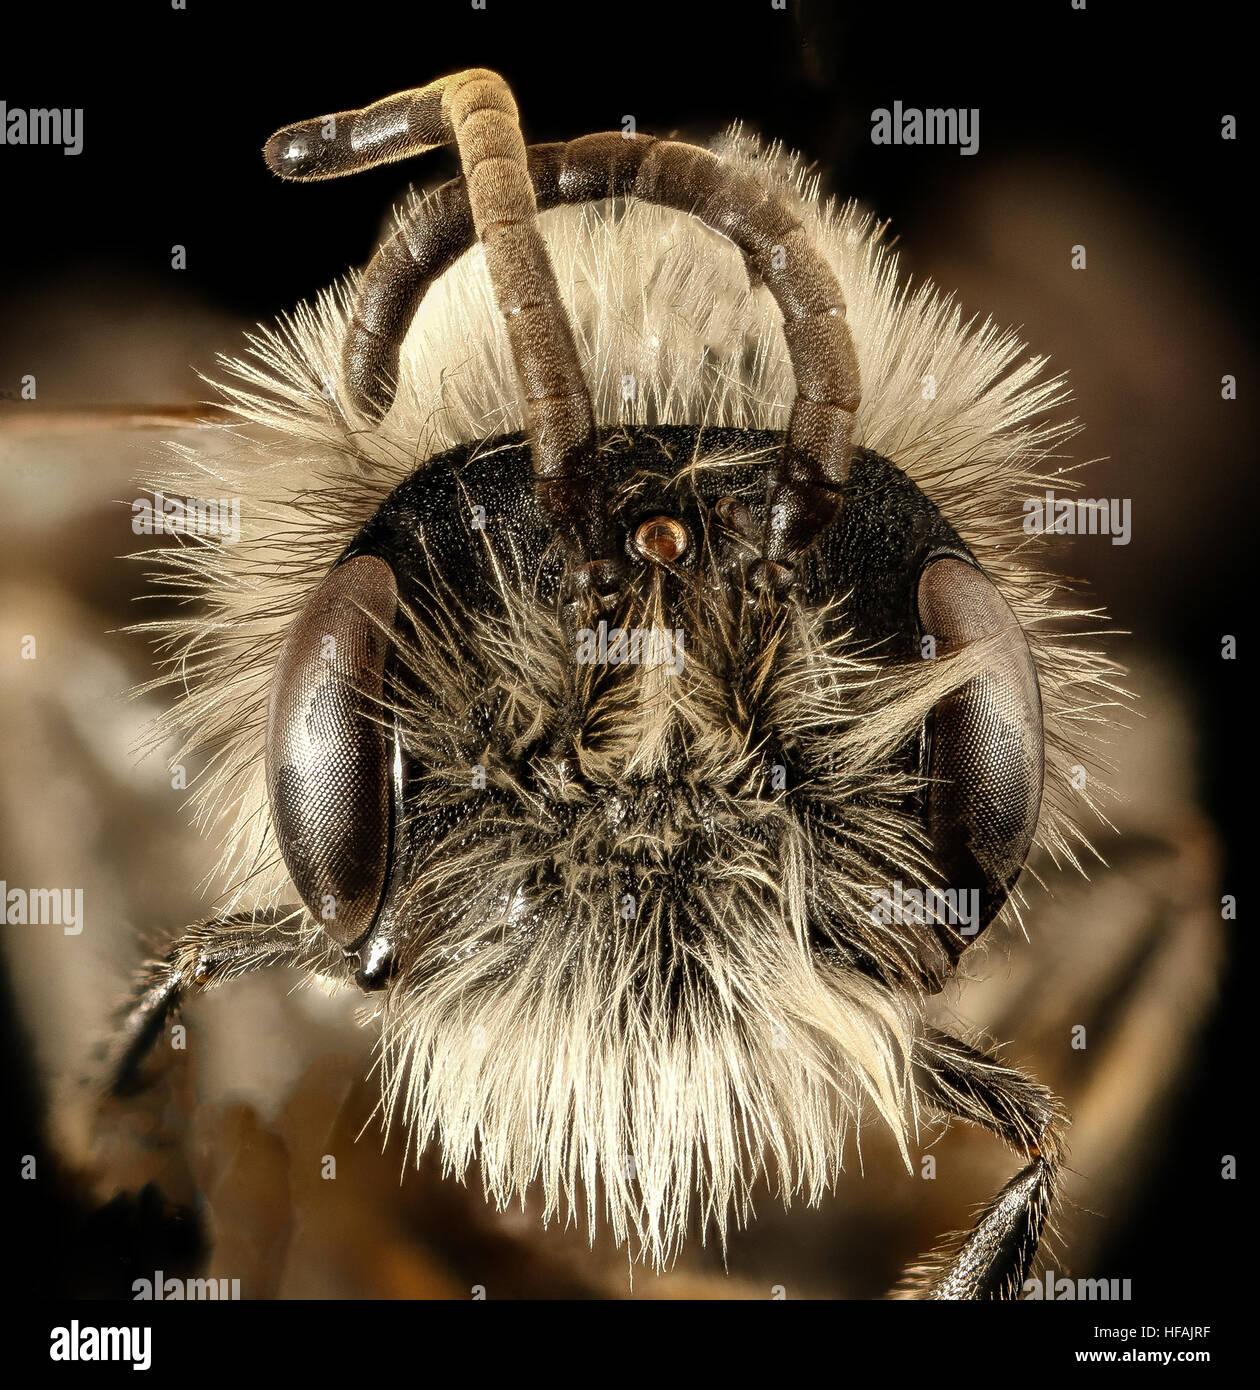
917,557,1044,939
265,554,399,949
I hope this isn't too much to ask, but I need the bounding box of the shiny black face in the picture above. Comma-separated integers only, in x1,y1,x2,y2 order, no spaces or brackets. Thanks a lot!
264,425,1044,991
342,426,965,638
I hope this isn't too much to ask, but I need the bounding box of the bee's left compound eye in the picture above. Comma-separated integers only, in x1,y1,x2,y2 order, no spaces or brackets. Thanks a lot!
265,554,399,949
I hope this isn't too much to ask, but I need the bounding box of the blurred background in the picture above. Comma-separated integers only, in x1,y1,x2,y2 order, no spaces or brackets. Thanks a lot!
0,0,1249,1298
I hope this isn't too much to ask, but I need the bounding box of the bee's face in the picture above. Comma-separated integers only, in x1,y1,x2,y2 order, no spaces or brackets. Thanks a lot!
265,424,1042,1006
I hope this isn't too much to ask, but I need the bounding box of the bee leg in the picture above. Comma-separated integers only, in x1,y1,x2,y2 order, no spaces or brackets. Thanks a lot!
105,908,344,1096
892,1028,1068,1300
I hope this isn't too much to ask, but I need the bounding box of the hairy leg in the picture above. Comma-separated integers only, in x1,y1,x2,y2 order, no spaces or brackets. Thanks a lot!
894,1028,1068,1300
106,907,348,1095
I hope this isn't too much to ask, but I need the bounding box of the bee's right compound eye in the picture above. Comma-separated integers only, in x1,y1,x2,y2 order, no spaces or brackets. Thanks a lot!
265,554,399,949
917,555,1045,940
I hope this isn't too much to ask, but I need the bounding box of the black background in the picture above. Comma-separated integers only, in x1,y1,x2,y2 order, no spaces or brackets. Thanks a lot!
2,2,1244,324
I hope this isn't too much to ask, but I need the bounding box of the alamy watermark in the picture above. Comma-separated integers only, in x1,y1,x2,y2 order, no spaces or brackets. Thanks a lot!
1,882,83,935
575,620,686,676
868,880,981,935
49,1323,150,1371
1023,1269,1132,1301
1,103,83,156
132,491,241,544
1023,489,1131,545
871,102,979,157
133,1271,240,1300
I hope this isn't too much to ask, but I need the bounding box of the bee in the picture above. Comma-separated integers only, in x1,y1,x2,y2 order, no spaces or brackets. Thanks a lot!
104,67,1125,1296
